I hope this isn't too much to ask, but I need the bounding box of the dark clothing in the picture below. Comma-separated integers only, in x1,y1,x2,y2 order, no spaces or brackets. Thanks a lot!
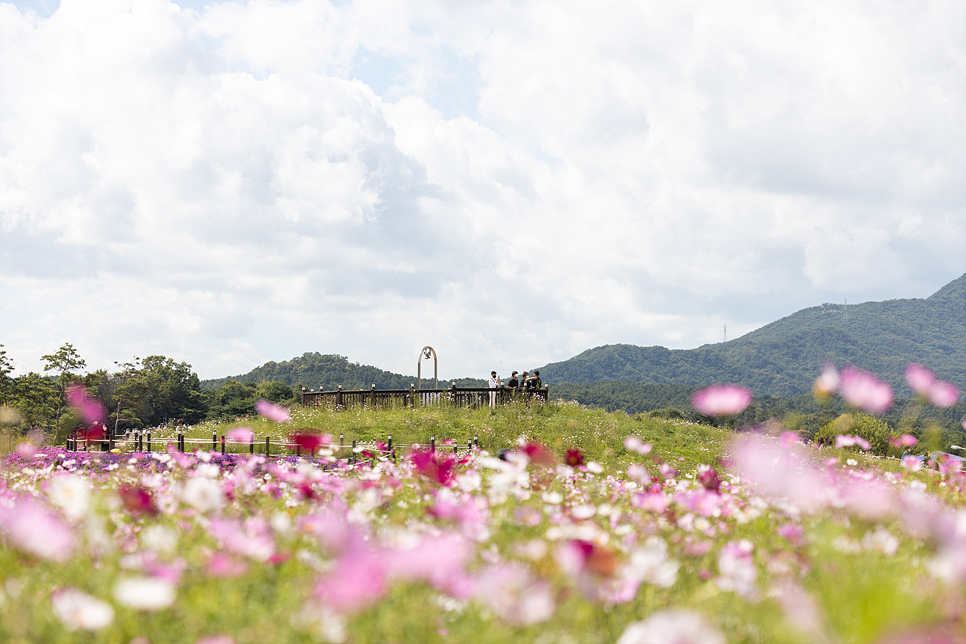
508,377,519,389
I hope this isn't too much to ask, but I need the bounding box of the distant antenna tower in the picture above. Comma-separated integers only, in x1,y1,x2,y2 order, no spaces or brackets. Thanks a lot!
723,324,727,343
843,298,848,324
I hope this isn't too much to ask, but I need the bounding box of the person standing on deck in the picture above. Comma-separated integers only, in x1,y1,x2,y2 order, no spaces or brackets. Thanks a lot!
488,371,502,407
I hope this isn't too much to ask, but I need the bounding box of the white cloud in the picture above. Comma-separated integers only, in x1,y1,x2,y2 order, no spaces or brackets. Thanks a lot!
0,0,963,381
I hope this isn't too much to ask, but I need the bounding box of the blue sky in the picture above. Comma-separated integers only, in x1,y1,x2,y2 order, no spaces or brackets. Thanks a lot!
1,0,964,381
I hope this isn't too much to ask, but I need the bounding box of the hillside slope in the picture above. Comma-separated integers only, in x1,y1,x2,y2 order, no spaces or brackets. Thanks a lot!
540,273,966,396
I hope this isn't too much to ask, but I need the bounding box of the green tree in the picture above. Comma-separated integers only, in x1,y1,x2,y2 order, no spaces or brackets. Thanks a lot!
815,412,897,456
41,343,87,436
0,344,14,403
139,356,206,426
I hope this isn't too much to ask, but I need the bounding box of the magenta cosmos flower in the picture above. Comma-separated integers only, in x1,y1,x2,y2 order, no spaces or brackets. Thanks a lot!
838,367,893,414
255,399,290,423
691,385,752,417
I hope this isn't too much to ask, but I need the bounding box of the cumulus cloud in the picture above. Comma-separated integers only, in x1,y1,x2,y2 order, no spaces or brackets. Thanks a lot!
0,0,963,379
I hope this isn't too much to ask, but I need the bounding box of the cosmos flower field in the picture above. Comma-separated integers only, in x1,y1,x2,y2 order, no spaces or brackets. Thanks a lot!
1,370,965,644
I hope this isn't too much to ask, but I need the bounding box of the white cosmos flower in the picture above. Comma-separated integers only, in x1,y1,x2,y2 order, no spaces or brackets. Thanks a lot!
51,588,115,631
113,577,176,611
617,609,724,644
48,475,90,522
181,478,225,513
140,525,179,554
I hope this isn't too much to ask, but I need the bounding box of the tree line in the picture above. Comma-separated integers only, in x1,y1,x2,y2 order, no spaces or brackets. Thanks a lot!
0,343,298,444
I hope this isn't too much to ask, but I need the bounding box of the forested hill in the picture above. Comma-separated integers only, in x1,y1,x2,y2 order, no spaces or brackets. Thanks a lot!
539,273,966,397
200,352,485,391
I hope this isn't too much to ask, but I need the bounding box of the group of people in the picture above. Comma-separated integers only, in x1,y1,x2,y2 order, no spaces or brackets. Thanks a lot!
488,369,543,407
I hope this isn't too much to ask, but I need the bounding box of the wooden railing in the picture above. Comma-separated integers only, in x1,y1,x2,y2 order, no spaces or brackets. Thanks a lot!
66,429,482,460
301,384,548,409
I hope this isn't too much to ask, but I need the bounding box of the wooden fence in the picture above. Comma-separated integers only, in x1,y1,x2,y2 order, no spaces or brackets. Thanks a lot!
65,429,481,461
300,384,548,409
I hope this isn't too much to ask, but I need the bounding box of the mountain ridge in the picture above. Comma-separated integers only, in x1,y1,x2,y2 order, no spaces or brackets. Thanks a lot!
538,273,966,396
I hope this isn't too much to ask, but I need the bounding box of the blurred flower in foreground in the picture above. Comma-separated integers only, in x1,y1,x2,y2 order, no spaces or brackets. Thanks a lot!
118,485,160,517
905,363,960,408
48,474,91,522
812,364,840,398
624,436,652,455
291,431,330,455
565,448,585,467
227,427,254,443
51,588,114,631
888,434,917,448
835,435,871,451
520,440,556,467
838,367,893,414
113,576,177,611
691,385,752,417
616,609,724,644
475,563,555,625
0,500,75,561
255,399,290,423
66,383,106,425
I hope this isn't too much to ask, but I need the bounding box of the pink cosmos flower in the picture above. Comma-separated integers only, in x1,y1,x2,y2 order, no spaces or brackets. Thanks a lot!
226,427,254,443
731,435,830,513
66,383,106,425
0,500,75,561
691,385,752,417
900,455,922,471
838,367,893,414
255,399,290,423
779,431,800,447
835,435,871,451
623,436,652,455
475,563,555,625
888,434,917,448
906,363,960,408
410,448,458,486
315,542,387,614
196,637,236,644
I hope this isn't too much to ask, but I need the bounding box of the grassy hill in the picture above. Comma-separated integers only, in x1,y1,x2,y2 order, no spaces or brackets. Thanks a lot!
201,352,485,391
540,273,966,396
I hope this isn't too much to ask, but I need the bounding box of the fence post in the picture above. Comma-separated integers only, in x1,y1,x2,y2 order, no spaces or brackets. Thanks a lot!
249,436,254,454
371,383,376,408
410,383,415,408
265,436,270,456
430,435,435,452
212,432,217,452
147,432,152,453
351,440,356,464
453,442,457,455
336,385,343,408
221,435,226,455
467,438,472,452
296,444,301,457
387,434,393,455
474,435,479,448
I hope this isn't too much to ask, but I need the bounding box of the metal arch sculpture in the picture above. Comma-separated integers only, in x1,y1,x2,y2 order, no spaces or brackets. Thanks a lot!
417,346,437,390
